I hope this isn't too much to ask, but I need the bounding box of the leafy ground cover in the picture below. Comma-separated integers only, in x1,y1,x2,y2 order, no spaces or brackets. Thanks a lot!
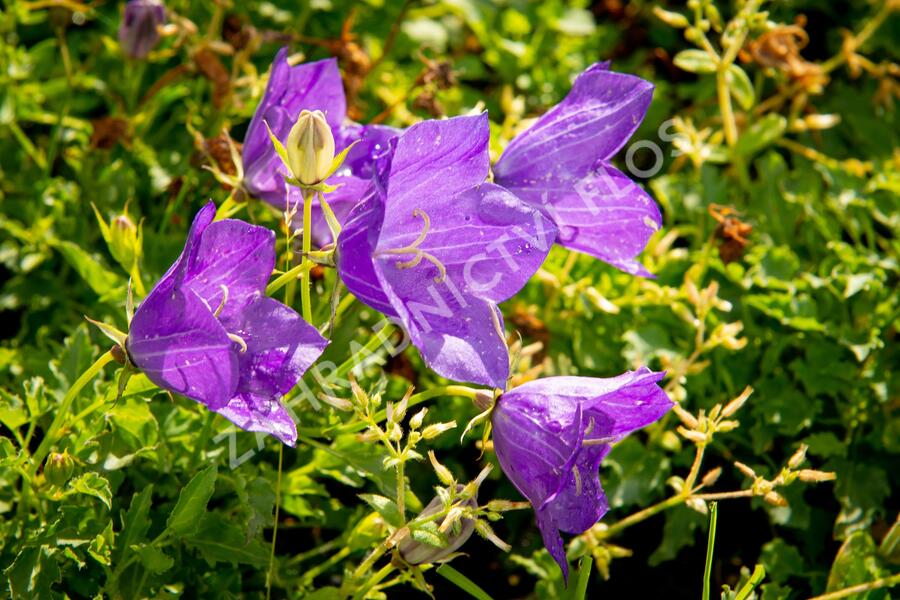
1,0,898,598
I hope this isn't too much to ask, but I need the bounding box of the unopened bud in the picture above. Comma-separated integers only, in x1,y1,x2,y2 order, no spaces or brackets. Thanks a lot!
764,491,788,507
734,461,757,479
673,405,699,429
678,426,708,444
654,7,691,28
409,408,428,430
399,486,476,565
788,444,808,469
422,421,456,440
428,451,455,486
44,451,75,487
485,499,527,512
474,519,510,552
110,214,139,267
721,387,753,417
119,0,166,59
716,419,739,432
701,467,722,487
798,469,837,483
286,109,335,185
686,498,709,515
803,114,841,130
473,390,495,412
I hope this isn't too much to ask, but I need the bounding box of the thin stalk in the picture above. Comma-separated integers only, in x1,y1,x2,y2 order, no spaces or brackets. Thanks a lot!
31,350,115,472
807,572,900,600
395,458,406,522
353,564,396,600
702,502,718,600
733,565,766,600
332,385,480,435
266,445,284,600
266,262,313,296
301,187,314,323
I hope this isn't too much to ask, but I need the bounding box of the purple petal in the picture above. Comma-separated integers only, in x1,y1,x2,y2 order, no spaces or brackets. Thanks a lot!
379,115,490,234
243,52,346,200
536,510,570,582
376,265,510,387
502,161,661,275
127,281,238,410
119,0,165,59
214,296,328,445
377,183,556,303
335,186,397,317
215,392,299,447
494,65,653,182
181,218,275,323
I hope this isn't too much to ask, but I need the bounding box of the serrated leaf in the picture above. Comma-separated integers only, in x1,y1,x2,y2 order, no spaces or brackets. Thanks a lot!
184,513,268,567
5,547,61,600
673,49,717,73
166,464,217,537
70,472,112,509
116,485,154,562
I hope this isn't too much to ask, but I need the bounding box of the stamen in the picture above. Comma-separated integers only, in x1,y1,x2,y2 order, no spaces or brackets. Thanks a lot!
375,209,448,283
582,436,617,447
584,416,595,436
572,465,583,496
214,284,229,318
227,332,248,353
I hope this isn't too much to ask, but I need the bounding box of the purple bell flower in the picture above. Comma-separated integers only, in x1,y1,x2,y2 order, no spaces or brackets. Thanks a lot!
491,368,672,579
126,202,328,446
241,48,398,245
336,114,557,388
494,63,662,277
118,0,166,59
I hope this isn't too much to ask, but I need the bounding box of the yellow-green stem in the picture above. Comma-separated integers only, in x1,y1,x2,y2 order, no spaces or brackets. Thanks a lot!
301,188,314,323
807,572,900,600
31,350,115,474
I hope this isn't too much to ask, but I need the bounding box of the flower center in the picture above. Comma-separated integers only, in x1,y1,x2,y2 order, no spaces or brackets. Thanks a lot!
376,209,447,283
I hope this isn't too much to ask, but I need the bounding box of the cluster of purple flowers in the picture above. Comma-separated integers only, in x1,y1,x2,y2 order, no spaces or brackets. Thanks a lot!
123,41,671,576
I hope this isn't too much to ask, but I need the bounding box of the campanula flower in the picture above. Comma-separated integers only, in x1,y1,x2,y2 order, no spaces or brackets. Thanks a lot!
494,63,662,276
242,48,398,244
118,0,166,59
337,114,557,388
491,368,671,579
126,202,328,445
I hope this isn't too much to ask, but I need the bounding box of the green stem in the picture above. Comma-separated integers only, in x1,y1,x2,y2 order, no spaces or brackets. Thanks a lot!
808,572,900,600
733,565,766,600
353,564,396,600
301,187,314,323
31,350,115,473
266,262,313,297
571,556,593,600
395,458,406,522
189,413,216,467
702,502,718,600
266,445,284,600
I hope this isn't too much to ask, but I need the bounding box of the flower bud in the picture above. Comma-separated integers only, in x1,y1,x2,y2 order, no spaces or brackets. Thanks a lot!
399,487,476,565
286,110,335,185
44,451,75,487
109,214,140,268
119,0,166,59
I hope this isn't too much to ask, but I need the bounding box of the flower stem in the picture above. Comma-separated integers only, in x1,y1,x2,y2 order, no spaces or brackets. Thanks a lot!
266,262,313,297
333,385,480,435
266,445,284,600
702,502,718,600
301,187,314,323
808,572,900,600
31,349,115,474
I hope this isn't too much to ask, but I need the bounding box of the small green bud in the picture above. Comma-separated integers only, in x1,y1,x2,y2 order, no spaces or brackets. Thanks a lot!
286,109,335,185
44,450,75,487
109,214,139,267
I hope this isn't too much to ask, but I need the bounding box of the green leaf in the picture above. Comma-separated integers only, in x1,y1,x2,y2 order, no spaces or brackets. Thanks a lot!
727,64,755,110
436,564,495,600
184,513,269,567
52,240,122,296
5,547,61,600
734,114,786,158
166,464,218,537
88,522,114,566
673,49,718,73
826,531,885,594
359,493,404,528
878,514,900,564
70,472,112,509
135,545,174,573
759,539,804,584
116,485,154,562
